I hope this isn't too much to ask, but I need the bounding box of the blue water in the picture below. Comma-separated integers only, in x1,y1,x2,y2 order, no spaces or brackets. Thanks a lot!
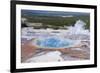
36,37,75,48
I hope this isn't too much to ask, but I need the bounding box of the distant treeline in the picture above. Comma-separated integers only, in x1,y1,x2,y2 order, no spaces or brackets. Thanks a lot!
21,15,90,29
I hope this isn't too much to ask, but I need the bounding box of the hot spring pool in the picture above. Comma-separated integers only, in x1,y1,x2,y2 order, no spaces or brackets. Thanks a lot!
33,37,77,49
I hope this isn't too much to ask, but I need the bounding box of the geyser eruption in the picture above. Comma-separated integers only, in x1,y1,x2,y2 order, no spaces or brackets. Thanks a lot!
67,20,90,35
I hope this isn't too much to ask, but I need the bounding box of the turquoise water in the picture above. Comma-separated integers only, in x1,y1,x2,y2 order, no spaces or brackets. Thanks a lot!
36,37,75,48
